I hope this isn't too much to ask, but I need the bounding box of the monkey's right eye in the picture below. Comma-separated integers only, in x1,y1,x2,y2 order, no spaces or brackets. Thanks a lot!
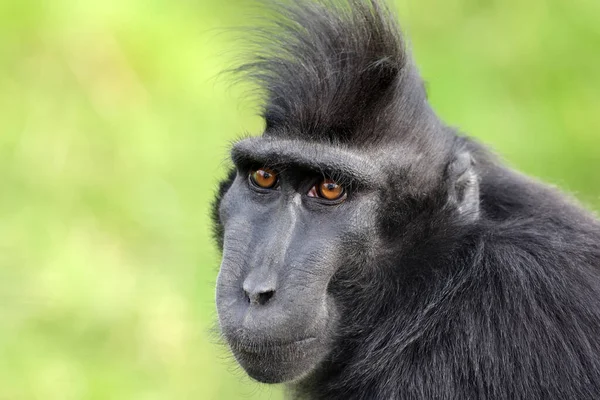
249,168,278,189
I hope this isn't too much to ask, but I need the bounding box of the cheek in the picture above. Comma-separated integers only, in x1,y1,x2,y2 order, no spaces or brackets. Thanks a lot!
218,183,238,226
333,211,381,269
219,226,252,278
349,196,381,240
216,219,256,304
216,236,249,324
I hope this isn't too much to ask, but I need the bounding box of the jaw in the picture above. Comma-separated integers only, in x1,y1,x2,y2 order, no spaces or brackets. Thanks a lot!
228,336,328,383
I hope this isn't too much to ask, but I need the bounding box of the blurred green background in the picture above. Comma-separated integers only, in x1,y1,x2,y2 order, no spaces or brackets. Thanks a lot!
1,0,598,398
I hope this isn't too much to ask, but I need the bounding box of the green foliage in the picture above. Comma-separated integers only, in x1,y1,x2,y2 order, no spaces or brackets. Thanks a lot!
0,0,598,398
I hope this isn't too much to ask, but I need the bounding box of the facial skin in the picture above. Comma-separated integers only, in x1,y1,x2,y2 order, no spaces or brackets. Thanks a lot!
216,138,383,383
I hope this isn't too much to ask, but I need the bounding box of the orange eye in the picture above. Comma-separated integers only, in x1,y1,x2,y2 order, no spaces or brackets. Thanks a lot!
308,179,346,201
250,168,278,189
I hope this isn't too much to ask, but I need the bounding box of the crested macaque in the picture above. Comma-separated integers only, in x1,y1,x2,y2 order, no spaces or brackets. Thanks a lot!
211,1,600,399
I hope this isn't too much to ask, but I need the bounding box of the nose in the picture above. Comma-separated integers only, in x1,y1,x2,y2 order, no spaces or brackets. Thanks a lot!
243,277,276,306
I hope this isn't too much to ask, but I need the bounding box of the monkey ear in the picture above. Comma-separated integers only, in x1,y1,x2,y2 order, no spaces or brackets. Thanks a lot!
447,151,480,221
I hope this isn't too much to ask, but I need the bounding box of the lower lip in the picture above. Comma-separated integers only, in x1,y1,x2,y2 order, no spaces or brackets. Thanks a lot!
232,337,317,354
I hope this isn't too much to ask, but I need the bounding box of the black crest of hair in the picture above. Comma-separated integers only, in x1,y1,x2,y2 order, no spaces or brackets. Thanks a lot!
236,0,434,146
213,1,600,399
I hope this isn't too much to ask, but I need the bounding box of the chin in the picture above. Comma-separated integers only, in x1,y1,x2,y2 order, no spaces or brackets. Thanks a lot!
228,336,326,384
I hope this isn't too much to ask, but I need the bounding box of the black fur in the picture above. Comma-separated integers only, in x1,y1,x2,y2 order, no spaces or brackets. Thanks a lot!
213,1,600,399
237,0,435,147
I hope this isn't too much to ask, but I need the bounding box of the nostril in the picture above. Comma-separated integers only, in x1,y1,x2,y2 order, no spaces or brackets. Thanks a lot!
257,290,275,305
244,289,275,306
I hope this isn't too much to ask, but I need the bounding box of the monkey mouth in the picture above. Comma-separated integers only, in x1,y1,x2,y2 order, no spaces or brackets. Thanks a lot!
226,335,325,383
228,335,318,355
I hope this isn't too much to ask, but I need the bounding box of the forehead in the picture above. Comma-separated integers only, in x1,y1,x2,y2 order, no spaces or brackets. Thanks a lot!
231,137,388,187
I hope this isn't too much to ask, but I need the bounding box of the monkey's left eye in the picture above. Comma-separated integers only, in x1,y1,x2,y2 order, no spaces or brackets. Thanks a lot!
249,168,278,189
308,179,346,202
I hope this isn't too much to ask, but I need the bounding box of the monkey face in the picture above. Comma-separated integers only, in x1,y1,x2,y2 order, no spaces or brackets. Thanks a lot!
215,138,383,383
214,131,480,383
